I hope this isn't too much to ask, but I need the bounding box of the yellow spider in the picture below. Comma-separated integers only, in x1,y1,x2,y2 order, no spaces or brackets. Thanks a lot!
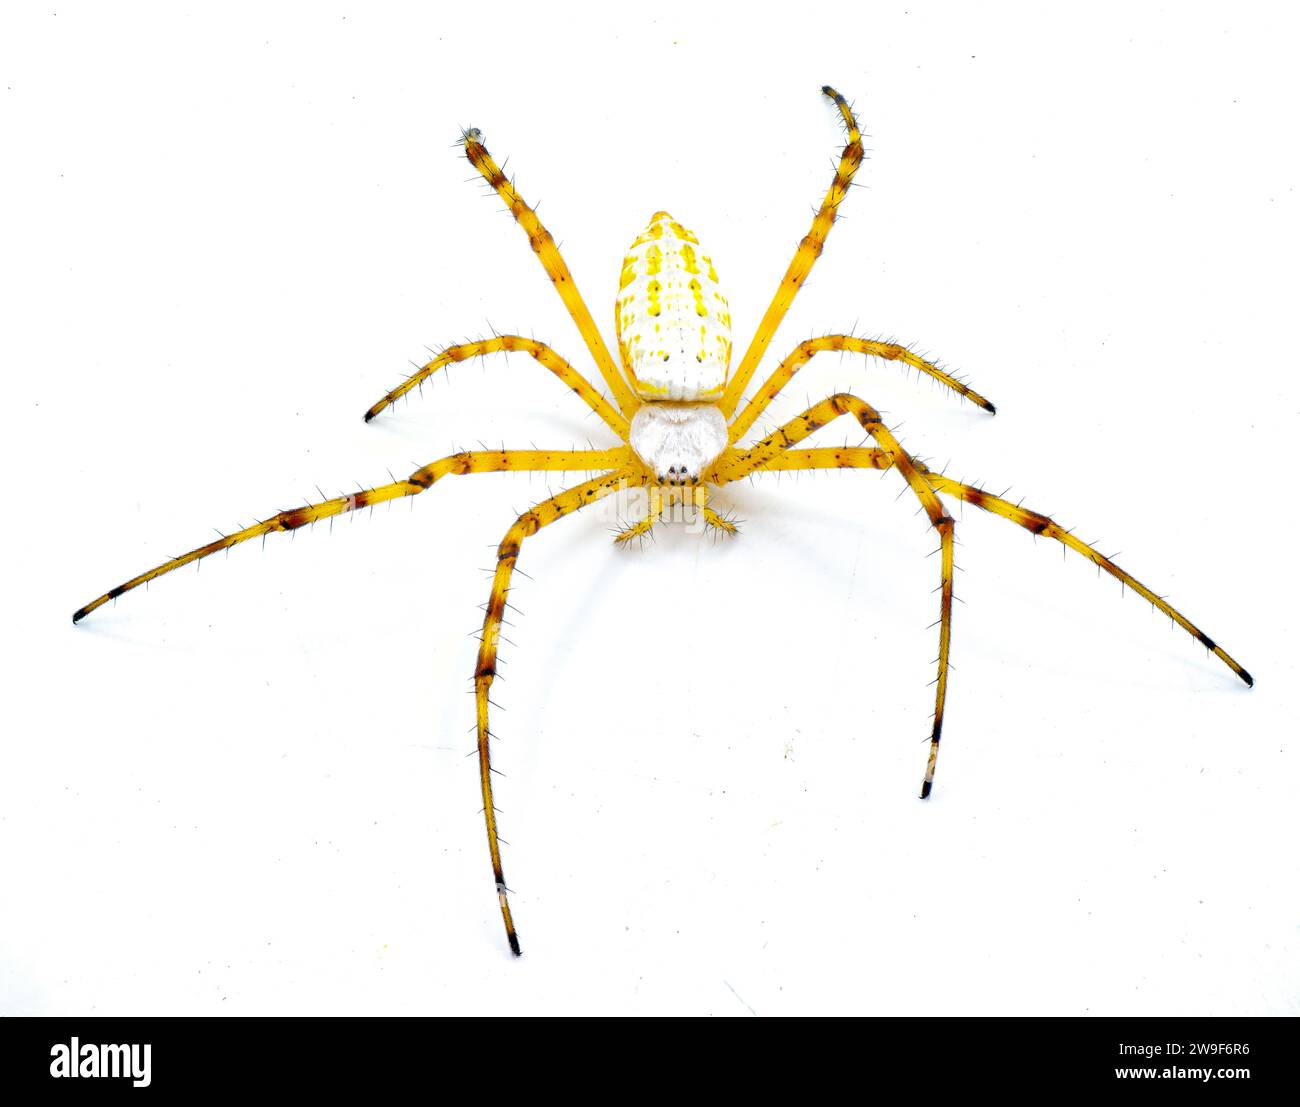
73,87,1252,957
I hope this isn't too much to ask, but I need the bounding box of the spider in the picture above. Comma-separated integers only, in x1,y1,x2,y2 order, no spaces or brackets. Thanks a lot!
73,86,1252,957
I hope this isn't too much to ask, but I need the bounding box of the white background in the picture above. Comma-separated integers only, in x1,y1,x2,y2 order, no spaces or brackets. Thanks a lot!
3,2,1296,1015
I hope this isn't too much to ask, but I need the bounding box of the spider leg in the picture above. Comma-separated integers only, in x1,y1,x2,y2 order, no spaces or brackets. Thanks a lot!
71,448,630,622
364,335,629,438
757,446,892,472
919,470,1254,688
744,442,1253,775
728,336,996,445
708,393,876,484
719,87,864,420
766,442,1255,689
710,394,954,797
462,130,640,419
475,467,644,954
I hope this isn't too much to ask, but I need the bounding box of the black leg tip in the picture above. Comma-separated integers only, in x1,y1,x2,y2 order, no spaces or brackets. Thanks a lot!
508,932,522,958
920,779,933,800
984,401,997,415
1240,669,1254,688
363,410,376,423
71,609,87,624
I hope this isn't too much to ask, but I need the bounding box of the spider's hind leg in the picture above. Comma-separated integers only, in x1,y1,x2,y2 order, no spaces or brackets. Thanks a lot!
719,87,865,420
461,130,639,418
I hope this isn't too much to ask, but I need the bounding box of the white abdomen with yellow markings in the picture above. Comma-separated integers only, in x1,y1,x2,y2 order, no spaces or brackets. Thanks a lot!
616,212,732,402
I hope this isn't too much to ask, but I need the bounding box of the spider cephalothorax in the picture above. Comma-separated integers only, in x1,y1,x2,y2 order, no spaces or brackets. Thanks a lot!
628,403,728,485
73,87,1251,957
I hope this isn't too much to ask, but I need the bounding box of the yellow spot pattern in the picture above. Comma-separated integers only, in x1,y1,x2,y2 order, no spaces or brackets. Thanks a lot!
615,212,731,401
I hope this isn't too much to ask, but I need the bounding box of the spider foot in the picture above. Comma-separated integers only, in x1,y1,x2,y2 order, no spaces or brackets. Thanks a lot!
497,881,521,957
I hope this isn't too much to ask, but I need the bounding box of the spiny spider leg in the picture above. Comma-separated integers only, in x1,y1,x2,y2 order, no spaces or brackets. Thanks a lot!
712,393,955,796
746,440,1253,792
719,87,864,420
728,335,997,445
475,468,645,955
758,446,892,471
710,393,881,483
364,335,628,438
462,130,639,419
920,471,1255,687
748,444,1253,688
72,448,629,622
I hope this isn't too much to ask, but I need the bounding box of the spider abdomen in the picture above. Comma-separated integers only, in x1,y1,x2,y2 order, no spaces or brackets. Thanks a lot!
615,212,731,402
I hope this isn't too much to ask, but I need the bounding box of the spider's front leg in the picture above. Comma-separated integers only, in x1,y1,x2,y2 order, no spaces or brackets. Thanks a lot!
709,394,956,796
475,467,645,955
